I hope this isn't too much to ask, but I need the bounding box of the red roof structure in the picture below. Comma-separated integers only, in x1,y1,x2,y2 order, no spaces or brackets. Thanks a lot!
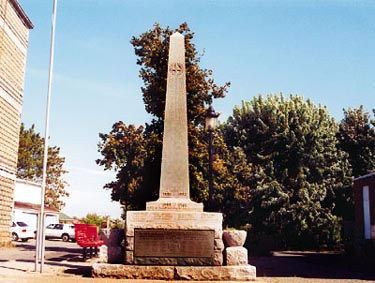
14,201,59,214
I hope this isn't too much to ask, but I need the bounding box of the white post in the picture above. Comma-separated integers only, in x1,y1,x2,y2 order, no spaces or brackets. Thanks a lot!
35,0,58,273
363,186,371,240
34,212,40,272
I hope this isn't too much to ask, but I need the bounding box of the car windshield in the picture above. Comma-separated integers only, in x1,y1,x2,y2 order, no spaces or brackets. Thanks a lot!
16,222,28,227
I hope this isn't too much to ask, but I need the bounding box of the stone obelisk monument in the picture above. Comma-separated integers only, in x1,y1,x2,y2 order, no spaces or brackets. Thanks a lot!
125,32,221,266
159,32,191,201
116,33,255,280
111,32,256,280
147,32,202,211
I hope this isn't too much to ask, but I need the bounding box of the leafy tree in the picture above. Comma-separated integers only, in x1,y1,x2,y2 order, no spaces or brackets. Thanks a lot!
222,94,352,249
79,213,108,228
337,106,375,178
97,23,230,212
17,123,69,210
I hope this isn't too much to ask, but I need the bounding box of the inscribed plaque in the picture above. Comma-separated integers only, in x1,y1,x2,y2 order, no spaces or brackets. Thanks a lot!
134,229,214,258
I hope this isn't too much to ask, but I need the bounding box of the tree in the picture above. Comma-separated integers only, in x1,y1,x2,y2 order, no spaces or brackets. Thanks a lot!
222,94,352,249
97,23,230,212
17,123,69,210
80,213,108,227
337,106,375,178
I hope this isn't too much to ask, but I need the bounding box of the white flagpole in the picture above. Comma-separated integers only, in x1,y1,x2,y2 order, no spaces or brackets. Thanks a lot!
35,0,58,273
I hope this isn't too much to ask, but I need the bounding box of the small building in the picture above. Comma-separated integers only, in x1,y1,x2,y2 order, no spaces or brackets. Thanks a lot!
354,172,375,239
59,212,74,224
13,179,59,231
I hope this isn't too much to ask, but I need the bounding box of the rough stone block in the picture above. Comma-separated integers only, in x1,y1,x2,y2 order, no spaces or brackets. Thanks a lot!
175,265,256,281
223,230,247,247
92,264,256,281
125,235,133,251
215,238,224,251
225,246,248,266
214,250,223,266
97,245,107,263
124,251,134,265
92,264,175,280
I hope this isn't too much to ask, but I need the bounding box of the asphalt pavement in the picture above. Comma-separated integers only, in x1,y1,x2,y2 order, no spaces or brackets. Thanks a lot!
1,239,375,283
1,238,82,262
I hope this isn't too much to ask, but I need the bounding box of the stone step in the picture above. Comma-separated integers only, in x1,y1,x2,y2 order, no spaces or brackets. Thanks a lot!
92,263,256,281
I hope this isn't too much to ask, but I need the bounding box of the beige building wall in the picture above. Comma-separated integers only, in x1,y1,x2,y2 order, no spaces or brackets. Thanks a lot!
0,0,32,246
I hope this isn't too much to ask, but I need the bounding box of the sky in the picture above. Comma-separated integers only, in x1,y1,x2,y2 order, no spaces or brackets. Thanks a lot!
18,0,375,218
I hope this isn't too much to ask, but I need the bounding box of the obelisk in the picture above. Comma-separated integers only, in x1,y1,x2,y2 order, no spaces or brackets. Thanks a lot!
146,32,202,211
96,32,255,280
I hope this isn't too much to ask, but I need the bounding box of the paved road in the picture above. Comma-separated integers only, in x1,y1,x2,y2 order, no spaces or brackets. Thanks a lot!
250,251,375,282
1,239,375,282
1,238,82,262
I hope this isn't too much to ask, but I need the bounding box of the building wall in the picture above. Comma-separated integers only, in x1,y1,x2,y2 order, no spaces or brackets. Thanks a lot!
13,209,59,231
13,178,41,204
12,179,60,230
354,173,375,239
0,0,32,246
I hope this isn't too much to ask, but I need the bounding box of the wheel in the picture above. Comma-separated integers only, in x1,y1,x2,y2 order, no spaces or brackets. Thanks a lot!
62,234,70,242
12,232,19,241
21,238,29,242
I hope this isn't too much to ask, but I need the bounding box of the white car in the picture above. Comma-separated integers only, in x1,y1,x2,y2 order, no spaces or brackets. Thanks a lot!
11,221,35,242
45,223,75,242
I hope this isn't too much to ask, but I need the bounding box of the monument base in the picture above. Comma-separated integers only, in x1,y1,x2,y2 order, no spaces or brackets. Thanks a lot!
92,264,256,281
125,210,223,265
146,197,203,211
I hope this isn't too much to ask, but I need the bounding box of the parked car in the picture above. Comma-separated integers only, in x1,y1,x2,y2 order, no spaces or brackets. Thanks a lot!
11,221,35,242
45,223,75,242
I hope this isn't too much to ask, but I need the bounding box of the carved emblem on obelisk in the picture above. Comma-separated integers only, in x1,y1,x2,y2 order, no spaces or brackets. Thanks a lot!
169,62,184,76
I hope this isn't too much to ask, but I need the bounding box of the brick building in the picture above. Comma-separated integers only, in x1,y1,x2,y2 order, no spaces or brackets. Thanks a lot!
0,0,33,246
354,172,375,239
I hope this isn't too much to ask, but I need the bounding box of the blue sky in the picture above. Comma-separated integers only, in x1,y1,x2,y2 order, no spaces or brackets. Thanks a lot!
18,0,375,218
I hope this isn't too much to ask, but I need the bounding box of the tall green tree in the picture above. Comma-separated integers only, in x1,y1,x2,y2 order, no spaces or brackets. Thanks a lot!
222,94,352,249
337,106,375,178
17,123,69,210
97,23,230,212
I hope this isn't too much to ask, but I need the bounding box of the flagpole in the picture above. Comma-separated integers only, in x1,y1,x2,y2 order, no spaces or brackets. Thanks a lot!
35,0,58,273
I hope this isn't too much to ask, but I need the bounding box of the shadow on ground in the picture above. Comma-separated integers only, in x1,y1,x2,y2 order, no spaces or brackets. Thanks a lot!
5,241,375,280
2,240,93,277
15,241,82,254
250,251,375,280
11,259,93,277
